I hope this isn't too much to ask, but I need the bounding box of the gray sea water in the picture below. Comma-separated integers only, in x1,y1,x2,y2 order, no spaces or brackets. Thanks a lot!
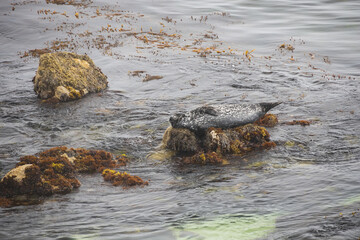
0,0,360,239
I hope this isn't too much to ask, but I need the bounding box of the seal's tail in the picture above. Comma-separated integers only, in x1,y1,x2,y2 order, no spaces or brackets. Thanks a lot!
260,102,282,113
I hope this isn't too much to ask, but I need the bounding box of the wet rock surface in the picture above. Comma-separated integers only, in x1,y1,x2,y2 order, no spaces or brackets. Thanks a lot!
33,52,108,102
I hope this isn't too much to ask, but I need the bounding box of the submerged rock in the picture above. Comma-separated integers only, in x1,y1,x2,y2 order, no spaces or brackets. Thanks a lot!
183,152,227,165
33,52,108,102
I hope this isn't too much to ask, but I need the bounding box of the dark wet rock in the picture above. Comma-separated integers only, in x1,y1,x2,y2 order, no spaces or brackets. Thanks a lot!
33,52,108,102
162,127,201,153
162,122,277,159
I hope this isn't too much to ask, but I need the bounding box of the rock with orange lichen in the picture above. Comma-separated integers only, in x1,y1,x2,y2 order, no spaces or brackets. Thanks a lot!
0,159,79,199
0,146,125,207
206,124,275,155
162,122,277,164
33,52,108,102
19,146,120,173
102,169,148,188
163,124,276,155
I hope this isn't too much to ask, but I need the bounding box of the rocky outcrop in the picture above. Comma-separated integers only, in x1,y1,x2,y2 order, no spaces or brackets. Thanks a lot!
162,114,278,164
0,146,147,207
33,52,108,102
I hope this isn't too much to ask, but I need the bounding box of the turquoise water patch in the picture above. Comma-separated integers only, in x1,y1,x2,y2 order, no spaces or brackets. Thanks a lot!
341,194,360,206
172,214,277,240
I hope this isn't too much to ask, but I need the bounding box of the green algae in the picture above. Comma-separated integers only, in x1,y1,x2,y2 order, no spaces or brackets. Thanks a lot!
341,194,360,206
172,213,277,240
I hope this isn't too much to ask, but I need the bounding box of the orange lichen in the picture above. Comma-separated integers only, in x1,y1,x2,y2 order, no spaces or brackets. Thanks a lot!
102,169,148,188
255,114,278,127
183,152,225,165
285,120,311,126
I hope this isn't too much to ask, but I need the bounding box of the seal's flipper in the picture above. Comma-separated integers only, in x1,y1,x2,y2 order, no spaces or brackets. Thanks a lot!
192,106,218,116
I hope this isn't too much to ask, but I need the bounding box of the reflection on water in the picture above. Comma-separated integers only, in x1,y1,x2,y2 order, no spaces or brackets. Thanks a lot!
1,0,360,239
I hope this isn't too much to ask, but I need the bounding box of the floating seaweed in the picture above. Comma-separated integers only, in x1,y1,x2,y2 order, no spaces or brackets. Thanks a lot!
254,114,278,127
285,120,311,126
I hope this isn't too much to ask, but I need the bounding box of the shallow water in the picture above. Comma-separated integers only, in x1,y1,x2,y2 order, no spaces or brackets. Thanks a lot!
1,0,360,239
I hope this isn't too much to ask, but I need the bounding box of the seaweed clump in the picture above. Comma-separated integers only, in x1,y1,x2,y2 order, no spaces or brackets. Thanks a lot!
183,152,226,165
102,169,148,188
254,114,278,127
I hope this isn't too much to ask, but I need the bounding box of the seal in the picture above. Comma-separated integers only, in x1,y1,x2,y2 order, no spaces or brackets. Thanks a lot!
169,102,281,133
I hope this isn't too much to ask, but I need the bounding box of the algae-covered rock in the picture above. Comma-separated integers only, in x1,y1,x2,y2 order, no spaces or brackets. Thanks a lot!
0,146,125,206
163,124,275,157
0,160,80,198
162,126,201,153
163,113,278,164
33,52,108,101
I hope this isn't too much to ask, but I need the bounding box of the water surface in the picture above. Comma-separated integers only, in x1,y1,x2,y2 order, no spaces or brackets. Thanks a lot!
1,0,360,239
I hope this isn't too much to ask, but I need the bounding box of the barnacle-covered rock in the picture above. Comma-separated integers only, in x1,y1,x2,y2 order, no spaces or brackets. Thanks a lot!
33,52,108,102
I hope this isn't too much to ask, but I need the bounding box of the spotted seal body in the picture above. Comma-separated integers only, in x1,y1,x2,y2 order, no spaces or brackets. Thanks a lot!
170,102,281,133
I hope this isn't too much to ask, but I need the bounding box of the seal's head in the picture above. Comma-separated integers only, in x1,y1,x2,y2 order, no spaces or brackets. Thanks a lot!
169,113,186,128
259,102,282,113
